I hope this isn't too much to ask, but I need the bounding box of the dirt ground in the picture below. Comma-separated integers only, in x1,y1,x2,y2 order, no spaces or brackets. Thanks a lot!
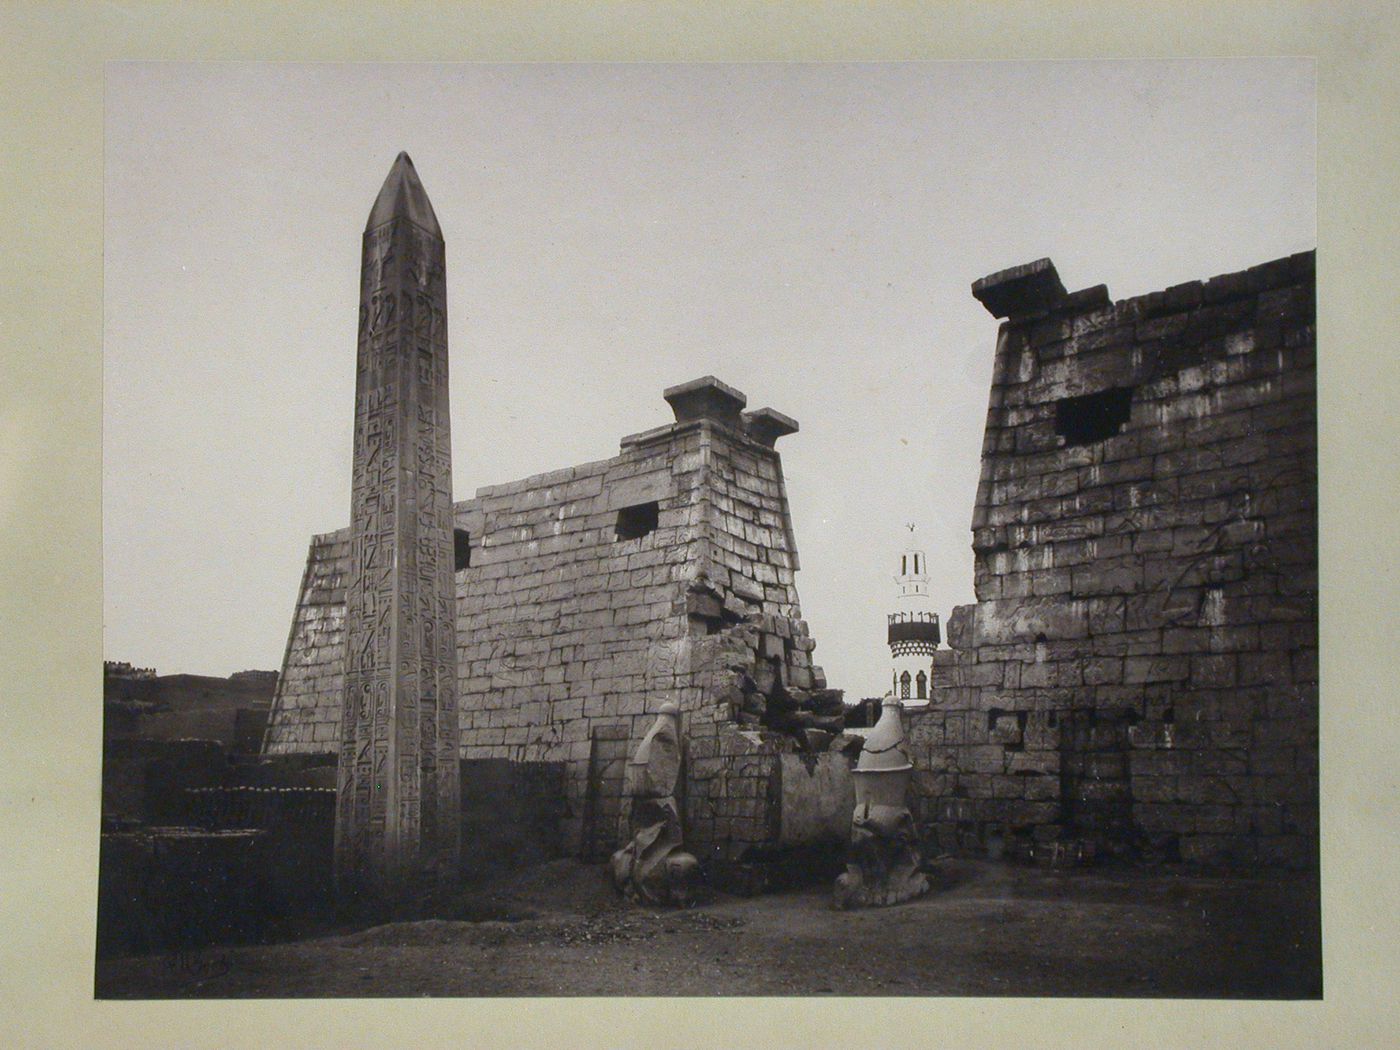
94,857,1321,999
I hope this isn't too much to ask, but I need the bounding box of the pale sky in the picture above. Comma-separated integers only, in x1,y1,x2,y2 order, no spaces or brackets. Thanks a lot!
103,60,1315,696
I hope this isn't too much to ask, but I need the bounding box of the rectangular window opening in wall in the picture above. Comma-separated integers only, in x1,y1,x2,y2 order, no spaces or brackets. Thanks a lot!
454,529,471,571
1054,386,1134,446
615,501,659,541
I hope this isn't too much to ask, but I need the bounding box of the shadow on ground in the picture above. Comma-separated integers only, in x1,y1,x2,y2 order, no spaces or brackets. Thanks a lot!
94,857,1320,999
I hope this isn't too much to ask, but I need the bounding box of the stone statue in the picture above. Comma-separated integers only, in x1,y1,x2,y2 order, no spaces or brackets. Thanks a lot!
610,702,700,907
833,695,930,909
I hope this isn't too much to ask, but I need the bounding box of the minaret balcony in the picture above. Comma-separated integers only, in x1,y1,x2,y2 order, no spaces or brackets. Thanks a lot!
887,612,941,651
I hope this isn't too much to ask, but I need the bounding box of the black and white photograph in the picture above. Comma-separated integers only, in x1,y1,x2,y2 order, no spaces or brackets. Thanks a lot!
90,57,1326,1001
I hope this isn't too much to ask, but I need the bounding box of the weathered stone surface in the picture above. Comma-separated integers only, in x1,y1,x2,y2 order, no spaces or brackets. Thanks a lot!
777,753,855,846
742,407,800,447
971,597,1090,645
663,375,747,428
972,258,1069,320
922,251,1317,870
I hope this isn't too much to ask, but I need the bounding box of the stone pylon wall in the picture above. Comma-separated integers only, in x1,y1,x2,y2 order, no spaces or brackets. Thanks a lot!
452,395,814,856
912,251,1317,869
263,531,349,752
264,378,824,861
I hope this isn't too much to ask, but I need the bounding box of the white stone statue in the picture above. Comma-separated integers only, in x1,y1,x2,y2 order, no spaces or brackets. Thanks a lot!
833,695,930,909
610,702,700,907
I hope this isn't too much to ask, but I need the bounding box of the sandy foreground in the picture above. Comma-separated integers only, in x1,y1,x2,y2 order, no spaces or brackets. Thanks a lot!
95,857,1320,999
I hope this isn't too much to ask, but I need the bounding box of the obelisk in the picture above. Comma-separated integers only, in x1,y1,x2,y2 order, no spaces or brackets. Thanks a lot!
335,153,460,901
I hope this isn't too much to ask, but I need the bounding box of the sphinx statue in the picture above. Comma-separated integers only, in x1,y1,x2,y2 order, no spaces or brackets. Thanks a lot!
833,695,930,909
610,702,700,907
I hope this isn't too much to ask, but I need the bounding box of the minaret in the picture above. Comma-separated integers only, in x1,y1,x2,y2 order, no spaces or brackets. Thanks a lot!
887,524,940,706
335,153,460,900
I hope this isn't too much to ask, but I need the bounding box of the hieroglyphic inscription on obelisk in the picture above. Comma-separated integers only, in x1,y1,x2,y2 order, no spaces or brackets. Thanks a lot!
335,153,460,898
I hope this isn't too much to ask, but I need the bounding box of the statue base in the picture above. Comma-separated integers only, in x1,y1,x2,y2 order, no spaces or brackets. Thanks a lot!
610,797,700,908
832,802,930,910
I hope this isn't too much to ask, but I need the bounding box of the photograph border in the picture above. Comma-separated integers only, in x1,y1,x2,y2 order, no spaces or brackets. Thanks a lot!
3,2,1396,1046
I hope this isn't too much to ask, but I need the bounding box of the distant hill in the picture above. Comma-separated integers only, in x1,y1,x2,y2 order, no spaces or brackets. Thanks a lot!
104,668,278,752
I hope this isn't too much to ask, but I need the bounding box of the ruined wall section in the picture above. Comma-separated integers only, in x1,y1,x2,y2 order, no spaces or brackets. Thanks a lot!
913,251,1317,869
263,531,350,753
674,402,830,863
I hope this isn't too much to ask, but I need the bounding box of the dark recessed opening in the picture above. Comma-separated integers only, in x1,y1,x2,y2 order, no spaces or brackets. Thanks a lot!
1054,386,1134,446
615,501,659,541
453,529,471,571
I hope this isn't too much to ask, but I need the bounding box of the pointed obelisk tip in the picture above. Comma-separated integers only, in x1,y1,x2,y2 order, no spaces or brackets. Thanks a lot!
365,151,441,236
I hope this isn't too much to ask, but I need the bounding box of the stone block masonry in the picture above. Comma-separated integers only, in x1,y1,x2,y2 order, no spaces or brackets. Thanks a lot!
265,376,836,864
263,531,348,752
912,250,1317,870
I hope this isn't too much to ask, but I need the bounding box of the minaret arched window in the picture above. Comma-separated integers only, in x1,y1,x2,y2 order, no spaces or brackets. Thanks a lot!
899,670,911,699
916,670,927,699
